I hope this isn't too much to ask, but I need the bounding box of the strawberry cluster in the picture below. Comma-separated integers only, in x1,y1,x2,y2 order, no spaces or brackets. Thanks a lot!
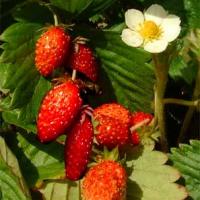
35,26,154,200
35,26,98,81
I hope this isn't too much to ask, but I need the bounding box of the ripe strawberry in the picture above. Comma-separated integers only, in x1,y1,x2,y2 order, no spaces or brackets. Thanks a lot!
93,103,131,148
37,81,82,142
131,132,140,145
70,43,98,82
82,160,127,200
65,114,94,181
131,111,153,126
130,112,153,145
35,26,71,76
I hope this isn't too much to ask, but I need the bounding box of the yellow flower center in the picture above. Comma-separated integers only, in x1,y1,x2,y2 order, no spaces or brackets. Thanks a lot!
139,20,161,40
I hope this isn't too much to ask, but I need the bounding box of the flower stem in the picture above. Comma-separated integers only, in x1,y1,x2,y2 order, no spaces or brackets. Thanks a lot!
153,53,169,152
164,98,200,107
178,61,200,143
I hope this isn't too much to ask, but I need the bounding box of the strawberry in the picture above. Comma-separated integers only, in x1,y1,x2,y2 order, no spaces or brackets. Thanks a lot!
131,132,140,145
65,114,94,181
35,26,71,76
131,112,153,126
93,103,131,149
130,111,153,145
37,81,82,142
70,43,98,82
82,160,127,200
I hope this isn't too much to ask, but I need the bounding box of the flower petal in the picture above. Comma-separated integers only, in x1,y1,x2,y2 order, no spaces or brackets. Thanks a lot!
125,9,144,30
144,39,168,53
121,29,143,47
144,4,167,25
161,14,181,42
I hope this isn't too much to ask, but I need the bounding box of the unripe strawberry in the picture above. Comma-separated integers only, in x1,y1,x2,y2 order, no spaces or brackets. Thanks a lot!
35,26,71,76
82,160,127,200
37,81,82,142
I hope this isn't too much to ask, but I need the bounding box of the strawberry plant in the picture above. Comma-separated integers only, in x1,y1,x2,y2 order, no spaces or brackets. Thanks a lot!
0,0,200,200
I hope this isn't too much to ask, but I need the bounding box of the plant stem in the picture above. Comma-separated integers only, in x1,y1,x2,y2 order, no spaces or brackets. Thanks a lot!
153,53,169,152
41,2,59,26
72,69,77,81
178,61,200,143
164,98,199,107
53,13,58,26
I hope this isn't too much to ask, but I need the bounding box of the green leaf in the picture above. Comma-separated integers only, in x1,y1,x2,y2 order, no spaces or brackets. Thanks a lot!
184,0,200,28
170,140,200,200
0,22,42,108
90,30,154,112
39,180,80,200
81,0,117,17
127,146,188,200
13,132,65,187
2,76,51,133
169,56,198,84
0,136,31,200
50,0,93,15
0,22,51,132
13,2,53,24
50,0,116,18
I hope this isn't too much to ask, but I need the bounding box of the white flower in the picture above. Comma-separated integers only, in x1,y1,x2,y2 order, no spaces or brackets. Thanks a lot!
121,4,181,53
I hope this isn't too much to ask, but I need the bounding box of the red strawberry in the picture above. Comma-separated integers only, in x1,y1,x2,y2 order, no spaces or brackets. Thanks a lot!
35,26,71,76
93,103,131,148
37,81,82,142
70,43,98,82
131,112,153,126
82,160,127,200
65,113,93,181
131,132,140,145
130,112,153,145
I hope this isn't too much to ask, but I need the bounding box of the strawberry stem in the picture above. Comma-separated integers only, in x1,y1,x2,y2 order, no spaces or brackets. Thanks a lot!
72,69,77,81
53,13,58,26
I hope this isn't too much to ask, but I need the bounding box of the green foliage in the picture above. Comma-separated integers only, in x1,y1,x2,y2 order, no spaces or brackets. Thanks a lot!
0,22,51,132
81,0,118,17
170,140,200,200
13,132,65,187
13,2,54,24
2,77,51,133
39,180,80,200
0,136,31,200
169,56,198,84
127,146,188,200
50,0,116,18
0,22,43,109
89,30,154,112
50,0,92,15
184,0,200,28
